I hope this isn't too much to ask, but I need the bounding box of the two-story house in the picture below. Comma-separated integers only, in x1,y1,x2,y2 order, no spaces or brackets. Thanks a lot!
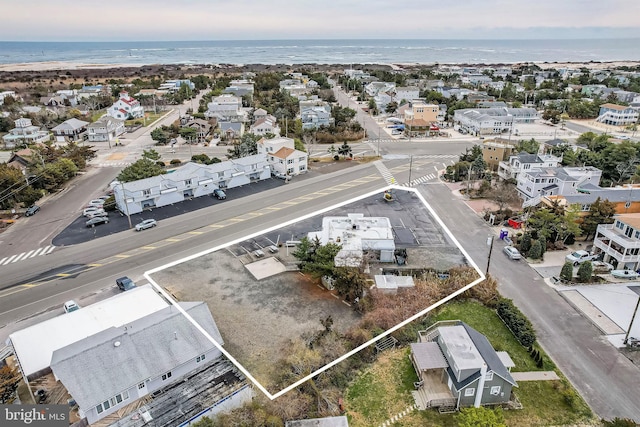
2,118,51,148
365,81,396,97
107,91,145,120
52,118,89,142
86,116,125,143
257,137,308,177
516,166,602,201
392,86,420,104
497,152,561,181
205,94,243,121
250,116,280,136
113,156,270,215
597,103,639,127
593,213,640,270
411,321,517,410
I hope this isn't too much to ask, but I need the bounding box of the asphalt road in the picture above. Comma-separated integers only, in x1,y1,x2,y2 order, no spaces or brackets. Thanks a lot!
418,183,640,422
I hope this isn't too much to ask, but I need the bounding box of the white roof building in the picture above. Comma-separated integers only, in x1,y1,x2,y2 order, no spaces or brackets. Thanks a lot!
308,214,396,267
8,285,169,380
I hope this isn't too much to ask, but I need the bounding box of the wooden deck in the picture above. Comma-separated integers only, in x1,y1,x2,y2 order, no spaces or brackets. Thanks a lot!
412,371,456,410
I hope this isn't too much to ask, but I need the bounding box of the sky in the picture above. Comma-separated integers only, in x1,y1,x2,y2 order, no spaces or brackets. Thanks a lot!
1,0,639,41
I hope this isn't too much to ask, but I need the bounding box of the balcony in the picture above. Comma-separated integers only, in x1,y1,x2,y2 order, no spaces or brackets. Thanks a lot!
595,224,640,249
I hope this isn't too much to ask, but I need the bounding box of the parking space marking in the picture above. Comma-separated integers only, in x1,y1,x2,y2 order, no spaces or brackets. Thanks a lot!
141,246,156,250
88,263,103,267
56,273,71,277
188,231,204,235
165,238,181,242
114,254,130,258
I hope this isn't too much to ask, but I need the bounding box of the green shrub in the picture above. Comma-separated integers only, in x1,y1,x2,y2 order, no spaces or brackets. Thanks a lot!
577,261,593,282
528,240,542,259
170,159,182,165
560,262,574,281
520,233,532,253
496,298,536,347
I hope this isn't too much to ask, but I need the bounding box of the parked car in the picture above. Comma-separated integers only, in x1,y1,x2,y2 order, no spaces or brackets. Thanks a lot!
83,207,105,216
25,205,40,216
503,246,522,260
86,211,108,219
273,172,287,180
565,250,598,266
116,276,137,291
213,189,226,200
86,201,105,208
63,300,80,313
86,216,109,227
611,269,640,280
135,219,157,231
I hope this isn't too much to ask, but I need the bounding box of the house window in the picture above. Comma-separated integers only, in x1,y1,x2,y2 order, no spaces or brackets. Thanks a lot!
185,179,192,186
635,231,640,239
616,221,624,230
143,189,151,196
196,354,206,363
625,227,634,238
581,204,590,211
287,159,294,164
485,372,493,381
102,400,110,410
162,371,172,381
490,386,501,395
464,388,475,396
96,404,104,414
138,382,145,390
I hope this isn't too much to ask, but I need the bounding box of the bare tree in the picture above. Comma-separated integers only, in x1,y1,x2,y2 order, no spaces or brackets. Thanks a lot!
487,180,521,213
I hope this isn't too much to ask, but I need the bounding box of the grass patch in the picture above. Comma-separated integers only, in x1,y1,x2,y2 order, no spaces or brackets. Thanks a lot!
430,300,550,372
506,380,593,426
345,348,418,427
90,110,106,122
345,300,595,426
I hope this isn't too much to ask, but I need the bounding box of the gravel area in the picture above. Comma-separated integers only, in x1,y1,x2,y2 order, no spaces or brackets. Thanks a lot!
151,249,360,390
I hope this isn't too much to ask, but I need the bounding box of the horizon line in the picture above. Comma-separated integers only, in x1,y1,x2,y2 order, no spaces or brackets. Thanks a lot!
2,36,640,43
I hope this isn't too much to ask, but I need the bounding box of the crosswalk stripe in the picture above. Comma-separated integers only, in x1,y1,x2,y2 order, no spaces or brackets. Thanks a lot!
44,245,56,254
0,257,6,265
2,255,17,265
11,252,26,263
31,247,44,257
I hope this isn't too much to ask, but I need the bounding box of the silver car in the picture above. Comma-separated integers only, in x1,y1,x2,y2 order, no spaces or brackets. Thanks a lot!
135,219,157,231
503,246,522,260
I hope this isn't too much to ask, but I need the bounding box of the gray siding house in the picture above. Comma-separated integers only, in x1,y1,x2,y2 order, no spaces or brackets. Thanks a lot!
411,321,517,410
50,302,224,425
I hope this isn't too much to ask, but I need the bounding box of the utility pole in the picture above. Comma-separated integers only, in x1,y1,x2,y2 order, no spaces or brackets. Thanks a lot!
408,155,413,185
119,181,133,229
485,235,494,277
623,286,640,345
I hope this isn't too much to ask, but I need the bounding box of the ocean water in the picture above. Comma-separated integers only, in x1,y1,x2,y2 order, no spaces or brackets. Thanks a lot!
0,39,639,66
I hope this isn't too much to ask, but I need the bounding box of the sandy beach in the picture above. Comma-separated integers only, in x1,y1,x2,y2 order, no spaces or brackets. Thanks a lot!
1,60,639,73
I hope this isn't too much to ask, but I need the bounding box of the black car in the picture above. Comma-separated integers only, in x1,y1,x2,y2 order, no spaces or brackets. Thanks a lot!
116,276,137,291
25,205,40,216
213,189,226,200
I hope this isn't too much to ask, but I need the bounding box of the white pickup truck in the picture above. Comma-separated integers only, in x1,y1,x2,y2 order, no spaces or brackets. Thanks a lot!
565,250,599,266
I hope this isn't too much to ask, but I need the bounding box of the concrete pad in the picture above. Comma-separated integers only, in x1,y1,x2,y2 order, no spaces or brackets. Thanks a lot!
569,284,640,341
244,256,286,280
558,289,625,335
107,153,126,160
511,371,560,381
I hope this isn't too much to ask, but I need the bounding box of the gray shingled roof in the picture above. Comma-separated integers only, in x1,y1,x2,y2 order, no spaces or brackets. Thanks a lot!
462,323,517,386
564,188,640,204
50,302,223,409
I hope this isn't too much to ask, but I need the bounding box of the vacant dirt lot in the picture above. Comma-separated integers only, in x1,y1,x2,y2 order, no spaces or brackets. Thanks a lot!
151,249,360,391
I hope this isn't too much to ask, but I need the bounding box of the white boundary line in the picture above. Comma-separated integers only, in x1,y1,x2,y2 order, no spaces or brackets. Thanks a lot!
144,184,485,400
